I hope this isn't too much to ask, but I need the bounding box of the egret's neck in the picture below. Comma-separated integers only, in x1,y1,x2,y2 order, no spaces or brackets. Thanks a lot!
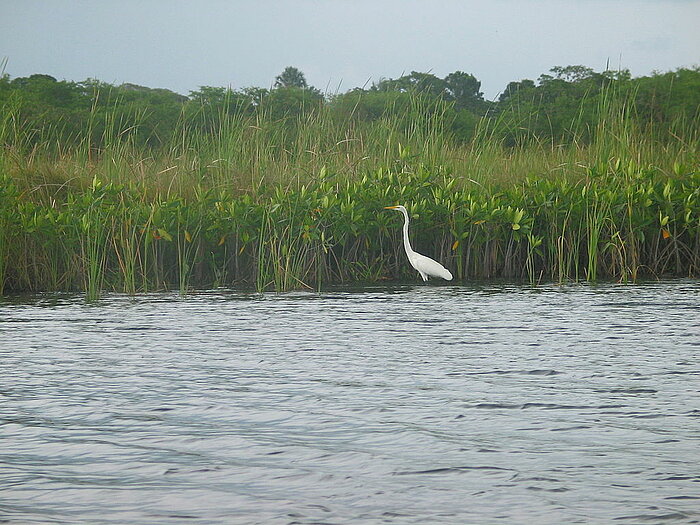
401,209,415,257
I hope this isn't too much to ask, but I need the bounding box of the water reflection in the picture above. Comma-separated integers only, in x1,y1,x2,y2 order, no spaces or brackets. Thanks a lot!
1,280,699,523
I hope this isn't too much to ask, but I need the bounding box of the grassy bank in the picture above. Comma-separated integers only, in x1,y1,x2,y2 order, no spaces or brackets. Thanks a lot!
1,97,698,297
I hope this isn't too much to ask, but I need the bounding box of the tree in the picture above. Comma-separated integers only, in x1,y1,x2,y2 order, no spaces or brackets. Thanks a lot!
444,71,485,111
550,65,594,82
274,66,309,89
372,70,488,114
264,86,323,119
331,89,413,121
373,71,445,96
498,79,536,103
241,86,269,107
188,86,230,106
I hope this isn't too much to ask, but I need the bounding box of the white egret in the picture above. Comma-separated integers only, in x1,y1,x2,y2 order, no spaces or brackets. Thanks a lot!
384,205,453,281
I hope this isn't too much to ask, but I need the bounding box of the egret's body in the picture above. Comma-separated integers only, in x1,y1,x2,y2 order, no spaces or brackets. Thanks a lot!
385,205,453,281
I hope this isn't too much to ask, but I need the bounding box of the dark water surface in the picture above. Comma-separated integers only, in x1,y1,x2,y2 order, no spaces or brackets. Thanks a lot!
1,281,699,524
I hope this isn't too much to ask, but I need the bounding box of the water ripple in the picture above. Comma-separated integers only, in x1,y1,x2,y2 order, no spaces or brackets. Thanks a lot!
1,280,699,524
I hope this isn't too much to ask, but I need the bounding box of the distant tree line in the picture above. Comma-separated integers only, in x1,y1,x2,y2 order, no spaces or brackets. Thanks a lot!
1,64,698,150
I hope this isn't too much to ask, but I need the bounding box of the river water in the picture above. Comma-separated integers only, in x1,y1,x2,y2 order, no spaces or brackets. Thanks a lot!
1,280,699,524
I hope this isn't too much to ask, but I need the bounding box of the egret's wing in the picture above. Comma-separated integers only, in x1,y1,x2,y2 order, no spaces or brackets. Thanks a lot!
410,253,453,280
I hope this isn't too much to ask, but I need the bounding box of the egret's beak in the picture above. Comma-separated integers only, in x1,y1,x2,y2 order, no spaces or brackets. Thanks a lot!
384,206,399,210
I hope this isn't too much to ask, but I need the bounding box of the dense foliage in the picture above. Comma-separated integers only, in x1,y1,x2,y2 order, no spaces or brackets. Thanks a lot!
1,65,699,149
0,65,698,296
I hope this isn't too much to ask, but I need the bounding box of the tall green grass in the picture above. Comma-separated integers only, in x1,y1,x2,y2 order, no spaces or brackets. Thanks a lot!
0,90,698,296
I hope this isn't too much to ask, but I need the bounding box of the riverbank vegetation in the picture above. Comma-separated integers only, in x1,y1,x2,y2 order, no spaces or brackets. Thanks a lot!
1,65,698,297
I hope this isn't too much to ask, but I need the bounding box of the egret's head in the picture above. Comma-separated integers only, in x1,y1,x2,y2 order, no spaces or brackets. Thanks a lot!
384,205,406,213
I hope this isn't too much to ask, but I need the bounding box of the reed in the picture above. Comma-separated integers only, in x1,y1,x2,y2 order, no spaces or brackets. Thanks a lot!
76,177,110,300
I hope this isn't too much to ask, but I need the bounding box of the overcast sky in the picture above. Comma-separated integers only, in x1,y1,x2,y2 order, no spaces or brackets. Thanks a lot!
2,0,699,100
